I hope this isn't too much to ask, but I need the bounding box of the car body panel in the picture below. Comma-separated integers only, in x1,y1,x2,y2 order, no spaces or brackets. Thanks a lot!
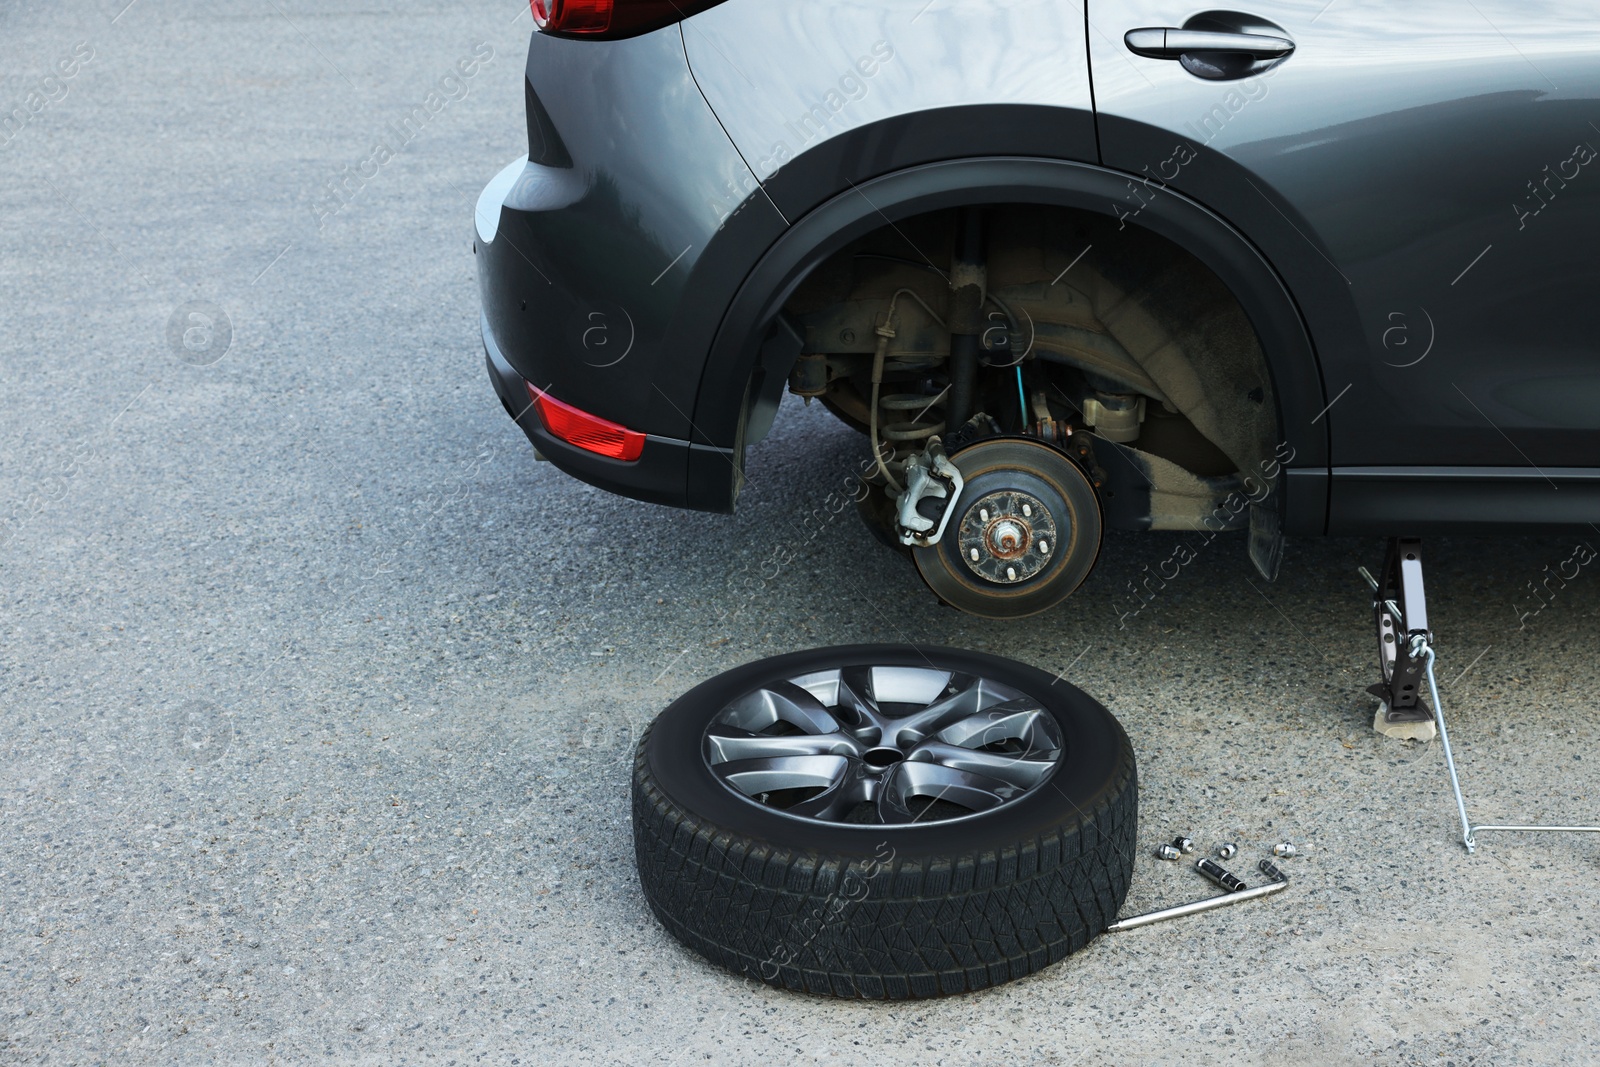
475,1,1600,534
476,27,784,450
1325,466,1600,534
482,314,721,509
1088,1,1600,484
682,0,1099,203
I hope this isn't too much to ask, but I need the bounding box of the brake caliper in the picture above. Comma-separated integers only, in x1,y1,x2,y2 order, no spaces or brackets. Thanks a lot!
892,436,965,548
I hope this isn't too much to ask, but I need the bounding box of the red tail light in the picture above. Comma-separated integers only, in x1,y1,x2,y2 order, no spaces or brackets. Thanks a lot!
530,0,728,39
526,383,645,462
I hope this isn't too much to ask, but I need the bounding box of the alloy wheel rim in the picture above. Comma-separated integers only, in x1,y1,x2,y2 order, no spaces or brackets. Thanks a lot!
702,664,1064,825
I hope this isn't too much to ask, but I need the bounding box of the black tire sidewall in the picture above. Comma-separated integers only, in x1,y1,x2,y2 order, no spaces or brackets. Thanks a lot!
642,644,1131,865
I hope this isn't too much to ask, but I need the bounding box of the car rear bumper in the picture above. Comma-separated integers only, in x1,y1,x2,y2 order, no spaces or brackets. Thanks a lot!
481,309,735,509
473,27,786,512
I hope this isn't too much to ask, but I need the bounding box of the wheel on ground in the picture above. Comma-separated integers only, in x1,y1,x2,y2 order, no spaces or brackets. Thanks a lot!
912,437,1103,619
631,644,1137,999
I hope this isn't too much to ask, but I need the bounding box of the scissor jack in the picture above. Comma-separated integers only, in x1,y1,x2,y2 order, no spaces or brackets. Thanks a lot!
1361,537,1600,854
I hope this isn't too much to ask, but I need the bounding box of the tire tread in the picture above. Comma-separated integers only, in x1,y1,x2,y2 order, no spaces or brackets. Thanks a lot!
631,717,1137,999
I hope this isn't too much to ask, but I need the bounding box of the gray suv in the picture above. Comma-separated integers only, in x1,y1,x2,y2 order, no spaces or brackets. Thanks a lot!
475,0,1600,618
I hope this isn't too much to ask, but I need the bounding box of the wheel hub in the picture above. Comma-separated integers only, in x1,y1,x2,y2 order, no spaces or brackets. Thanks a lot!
910,437,1104,619
958,490,1056,584
987,518,1027,556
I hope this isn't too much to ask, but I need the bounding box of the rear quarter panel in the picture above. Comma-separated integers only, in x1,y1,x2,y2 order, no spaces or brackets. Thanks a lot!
682,0,1098,214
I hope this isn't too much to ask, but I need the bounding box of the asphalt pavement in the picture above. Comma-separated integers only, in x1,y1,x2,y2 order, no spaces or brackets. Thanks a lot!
3,2,1598,1064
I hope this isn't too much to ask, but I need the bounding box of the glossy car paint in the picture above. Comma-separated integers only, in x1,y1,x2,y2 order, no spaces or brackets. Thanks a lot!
681,1,1096,192
1088,1,1600,528
476,1,1600,533
475,28,785,506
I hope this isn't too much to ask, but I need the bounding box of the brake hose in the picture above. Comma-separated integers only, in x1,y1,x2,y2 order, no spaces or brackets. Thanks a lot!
869,288,949,494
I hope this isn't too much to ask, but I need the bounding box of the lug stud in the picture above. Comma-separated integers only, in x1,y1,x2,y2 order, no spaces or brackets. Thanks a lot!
1022,503,1032,517
979,508,990,522
1039,540,1050,555
969,548,980,562
1005,566,1017,581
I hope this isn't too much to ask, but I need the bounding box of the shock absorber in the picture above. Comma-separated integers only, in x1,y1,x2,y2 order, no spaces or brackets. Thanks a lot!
946,207,986,429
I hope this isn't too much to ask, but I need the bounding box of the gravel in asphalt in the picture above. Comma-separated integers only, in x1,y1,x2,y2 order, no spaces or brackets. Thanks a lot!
2,3,1598,1064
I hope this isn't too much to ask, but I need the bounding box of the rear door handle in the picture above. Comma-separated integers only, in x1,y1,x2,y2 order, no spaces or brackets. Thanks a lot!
1124,28,1295,60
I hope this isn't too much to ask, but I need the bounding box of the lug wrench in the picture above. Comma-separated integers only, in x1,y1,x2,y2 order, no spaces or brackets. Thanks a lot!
1107,859,1289,932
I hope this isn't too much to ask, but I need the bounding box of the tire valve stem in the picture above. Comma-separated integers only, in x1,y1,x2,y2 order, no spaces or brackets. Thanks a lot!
1195,857,1247,893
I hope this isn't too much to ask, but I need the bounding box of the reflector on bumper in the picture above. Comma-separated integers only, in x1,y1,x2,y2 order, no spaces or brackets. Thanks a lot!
526,382,645,462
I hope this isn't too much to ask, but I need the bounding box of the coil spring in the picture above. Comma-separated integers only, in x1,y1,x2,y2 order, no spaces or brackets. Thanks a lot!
877,392,946,443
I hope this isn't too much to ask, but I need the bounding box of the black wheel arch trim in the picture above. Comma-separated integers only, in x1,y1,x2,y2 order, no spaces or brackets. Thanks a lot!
755,103,1101,221
689,155,1331,531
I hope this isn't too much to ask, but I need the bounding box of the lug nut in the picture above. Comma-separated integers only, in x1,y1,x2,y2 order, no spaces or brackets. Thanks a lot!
1216,842,1238,860
1171,836,1196,855
1156,844,1181,861
1271,842,1297,858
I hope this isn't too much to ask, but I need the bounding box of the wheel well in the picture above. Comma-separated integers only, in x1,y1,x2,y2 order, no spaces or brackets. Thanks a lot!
690,158,1324,524
750,204,1289,536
